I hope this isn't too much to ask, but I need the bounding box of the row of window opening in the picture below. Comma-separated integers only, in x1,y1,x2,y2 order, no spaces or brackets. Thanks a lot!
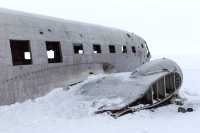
73,43,136,54
10,40,137,66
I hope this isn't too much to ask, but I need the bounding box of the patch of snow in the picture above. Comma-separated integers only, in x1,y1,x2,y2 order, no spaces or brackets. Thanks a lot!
0,55,200,133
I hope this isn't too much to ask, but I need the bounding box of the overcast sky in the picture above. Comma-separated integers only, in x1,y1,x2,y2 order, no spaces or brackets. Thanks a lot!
0,0,199,55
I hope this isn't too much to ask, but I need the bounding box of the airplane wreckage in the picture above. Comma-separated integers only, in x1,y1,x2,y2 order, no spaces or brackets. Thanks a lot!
0,8,185,117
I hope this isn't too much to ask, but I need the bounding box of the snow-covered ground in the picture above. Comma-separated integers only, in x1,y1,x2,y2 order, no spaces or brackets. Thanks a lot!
0,55,200,133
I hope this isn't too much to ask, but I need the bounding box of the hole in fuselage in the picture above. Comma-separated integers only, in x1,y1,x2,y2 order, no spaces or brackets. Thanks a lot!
10,40,32,65
128,72,182,107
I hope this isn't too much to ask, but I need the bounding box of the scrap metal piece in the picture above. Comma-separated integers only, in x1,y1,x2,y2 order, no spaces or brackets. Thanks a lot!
78,58,183,117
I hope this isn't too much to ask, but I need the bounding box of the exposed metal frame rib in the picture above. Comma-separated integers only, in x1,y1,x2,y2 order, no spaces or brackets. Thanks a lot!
96,72,182,118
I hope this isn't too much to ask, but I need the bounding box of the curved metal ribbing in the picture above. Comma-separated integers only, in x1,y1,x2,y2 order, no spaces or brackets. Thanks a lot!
142,72,182,105
103,72,183,118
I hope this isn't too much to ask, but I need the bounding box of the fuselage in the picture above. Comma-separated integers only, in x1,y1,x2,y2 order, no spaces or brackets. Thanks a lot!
0,8,150,105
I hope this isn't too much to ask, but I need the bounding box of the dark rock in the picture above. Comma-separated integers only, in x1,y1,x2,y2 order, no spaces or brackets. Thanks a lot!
187,108,194,112
178,107,187,113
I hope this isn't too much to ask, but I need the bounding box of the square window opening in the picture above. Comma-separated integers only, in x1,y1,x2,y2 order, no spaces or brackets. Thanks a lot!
46,41,63,63
93,44,101,54
109,45,116,53
10,40,32,65
73,43,84,54
132,46,136,53
122,45,127,53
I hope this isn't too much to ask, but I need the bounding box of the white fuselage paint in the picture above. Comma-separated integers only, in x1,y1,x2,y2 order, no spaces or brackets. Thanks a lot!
0,8,150,105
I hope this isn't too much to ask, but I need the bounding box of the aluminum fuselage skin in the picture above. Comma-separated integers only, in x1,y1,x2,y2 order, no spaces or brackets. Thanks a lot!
0,8,150,105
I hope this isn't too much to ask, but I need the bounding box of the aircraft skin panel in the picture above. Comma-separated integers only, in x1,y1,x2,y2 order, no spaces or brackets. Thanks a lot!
0,8,149,106
78,58,183,112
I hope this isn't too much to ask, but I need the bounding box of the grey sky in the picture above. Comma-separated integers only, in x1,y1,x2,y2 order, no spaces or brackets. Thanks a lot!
0,0,199,55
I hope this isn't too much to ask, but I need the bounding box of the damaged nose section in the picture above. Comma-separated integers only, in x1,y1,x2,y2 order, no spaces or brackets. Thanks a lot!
79,58,183,118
